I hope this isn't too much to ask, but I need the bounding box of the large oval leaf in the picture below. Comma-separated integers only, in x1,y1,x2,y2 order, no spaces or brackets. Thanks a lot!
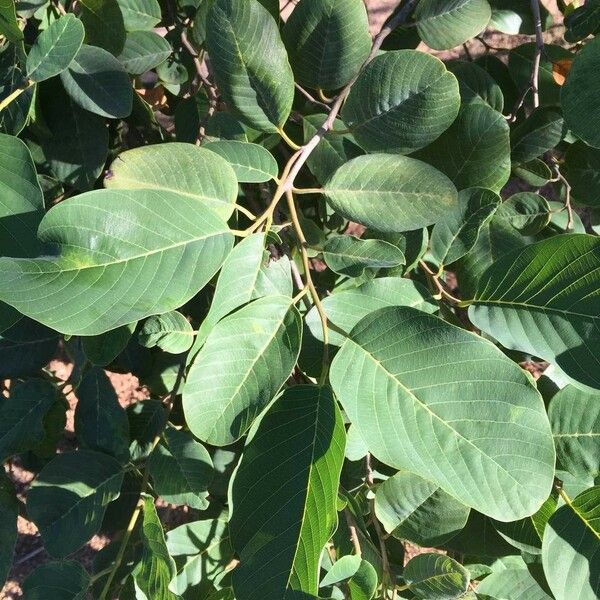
184,295,301,446
476,567,553,600
329,306,555,521
342,50,460,154
282,0,371,90
203,140,278,183
206,0,294,132
106,143,238,220
324,154,458,233
230,385,345,600
468,234,600,390
0,189,233,335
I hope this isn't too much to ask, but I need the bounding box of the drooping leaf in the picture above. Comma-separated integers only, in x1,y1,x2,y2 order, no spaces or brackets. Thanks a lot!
324,154,458,232
0,473,17,589
117,30,171,75
468,234,600,390
127,399,167,462
375,471,470,547
79,0,126,55
329,306,555,521
27,449,124,557
74,367,130,463
148,425,213,509
542,486,600,600
206,0,294,132
430,187,500,266
116,0,161,31
342,50,460,154
562,36,600,149
60,44,133,119
0,378,57,462
549,385,600,479
184,295,301,445
230,386,345,600
82,323,136,366
562,141,600,208
322,235,405,277
203,140,278,183
26,14,85,82
105,143,238,220
306,277,437,346
139,311,194,354
447,59,504,112
403,553,470,599
282,0,371,90
415,102,511,192
476,567,552,600
0,189,234,335
22,561,90,600
0,0,23,41
415,0,492,50
510,107,564,165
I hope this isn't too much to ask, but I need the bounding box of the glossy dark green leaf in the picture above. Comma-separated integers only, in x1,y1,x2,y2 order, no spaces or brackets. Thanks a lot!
324,154,458,232
26,14,85,82
0,473,17,589
148,425,213,509
564,0,600,42
497,192,550,235
563,141,600,208
415,0,492,50
230,386,345,600
22,561,90,600
184,295,301,445
204,140,278,183
511,107,564,165
0,189,233,335
82,323,136,366
403,553,469,599
139,311,194,354
74,367,130,462
513,158,553,187
330,306,555,521
60,44,132,118
282,0,371,90
116,0,161,31
0,378,57,461
117,30,171,74
469,234,600,390
342,50,460,154
206,0,294,132
28,449,124,557
79,0,126,55
375,471,470,547
447,59,504,112
542,486,600,600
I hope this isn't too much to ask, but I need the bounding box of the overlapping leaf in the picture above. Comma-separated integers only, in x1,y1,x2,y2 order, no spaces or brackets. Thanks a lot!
403,553,469,599
139,311,194,354
204,140,278,183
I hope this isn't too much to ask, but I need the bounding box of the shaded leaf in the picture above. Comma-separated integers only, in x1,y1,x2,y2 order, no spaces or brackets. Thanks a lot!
139,311,194,354
497,192,550,235
447,59,504,112
562,141,600,208
82,323,136,366
0,473,17,589
79,0,126,55
22,561,90,600
510,107,564,165
0,0,23,41
117,30,171,75
127,399,167,462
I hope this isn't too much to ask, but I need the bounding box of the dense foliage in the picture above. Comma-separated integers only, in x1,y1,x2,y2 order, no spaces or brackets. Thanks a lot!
0,0,599,598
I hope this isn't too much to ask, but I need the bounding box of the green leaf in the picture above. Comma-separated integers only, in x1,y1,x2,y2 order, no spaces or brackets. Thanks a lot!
184,295,301,445
28,449,124,557
497,192,550,235
133,495,182,600
403,553,469,599
230,385,345,600
60,44,132,118
0,0,23,41
127,399,167,461
22,561,90,600
321,555,377,600
564,0,600,42
322,235,405,277
148,425,213,509
329,306,555,521
82,323,136,366
476,567,552,600
430,187,500,266
0,132,44,258
375,471,470,547
204,140,278,183
139,311,194,354
563,141,600,208
206,0,294,132
447,59,504,112
513,158,553,187
116,0,161,31
562,37,600,149
166,518,234,596
468,234,600,390
415,0,492,50
489,0,552,35
306,277,437,346
542,486,600,600
342,50,460,154
105,143,238,220
0,473,18,589
26,14,85,82
324,154,458,233
415,103,511,192
0,44,33,135
79,0,126,55
510,107,564,165
117,30,171,75
74,367,130,462
282,0,371,90
549,385,600,479
194,233,292,348
0,378,57,461
0,189,234,335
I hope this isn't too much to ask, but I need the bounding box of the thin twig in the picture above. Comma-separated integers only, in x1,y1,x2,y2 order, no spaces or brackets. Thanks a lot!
552,163,573,231
294,83,331,112
344,509,362,557
419,260,461,304
530,0,544,108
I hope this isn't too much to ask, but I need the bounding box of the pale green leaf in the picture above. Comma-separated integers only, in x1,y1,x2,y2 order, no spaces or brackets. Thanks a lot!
117,30,171,75
204,140,278,183
476,568,552,600
139,311,194,354
230,386,345,600
403,553,469,599
321,555,377,600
